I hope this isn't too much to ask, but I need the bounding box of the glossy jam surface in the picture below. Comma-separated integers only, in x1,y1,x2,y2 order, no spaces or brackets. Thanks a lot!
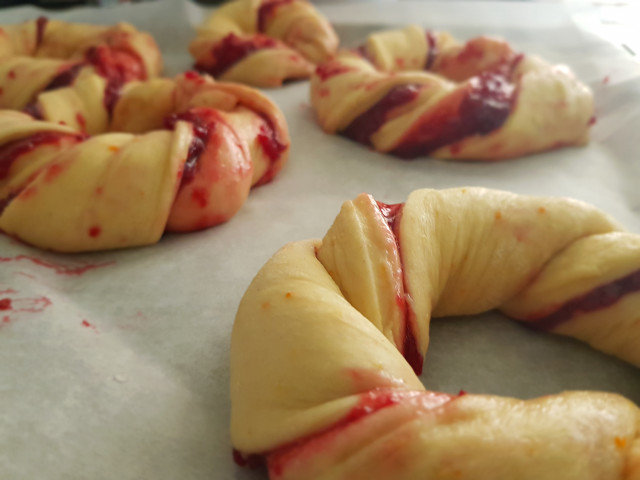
196,33,278,78
257,0,294,32
343,84,422,145
165,111,210,186
255,113,287,186
392,73,515,158
531,268,640,331
85,45,146,114
376,200,424,375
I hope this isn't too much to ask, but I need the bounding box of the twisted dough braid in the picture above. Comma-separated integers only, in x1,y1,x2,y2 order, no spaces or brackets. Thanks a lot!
0,71,289,251
0,17,161,79
311,25,593,160
232,187,640,479
190,0,338,87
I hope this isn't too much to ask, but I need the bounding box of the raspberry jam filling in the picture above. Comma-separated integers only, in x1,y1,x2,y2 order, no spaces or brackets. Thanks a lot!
195,33,278,78
425,31,438,70
530,269,640,331
23,64,84,118
0,132,82,215
343,84,422,146
255,113,287,186
315,62,354,82
257,0,294,33
376,200,424,375
264,389,456,477
164,111,210,187
35,16,49,48
43,64,84,92
85,44,146,115
392,72,516,158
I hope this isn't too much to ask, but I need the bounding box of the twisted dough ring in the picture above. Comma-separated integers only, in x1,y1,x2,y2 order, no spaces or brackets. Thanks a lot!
0,17,161,89
0,20,289,252
232,187,640,479
190,0,338,87
311,26,594,160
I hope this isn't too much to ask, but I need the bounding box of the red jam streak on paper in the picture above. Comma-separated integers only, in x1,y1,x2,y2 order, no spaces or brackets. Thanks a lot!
391,73,516,158
257,0,294,32
529,269,640,331
266,389,455,477
0,255,114,276
343,84,422,145
0,295,51,314
376,200,423,375
195,33,278,78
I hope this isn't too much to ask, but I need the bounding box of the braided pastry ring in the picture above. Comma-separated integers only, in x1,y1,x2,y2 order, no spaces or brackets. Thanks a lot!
0,42,289,251
190,0,339,87
311,25,594,160
0,16,162,82
232,187,640,479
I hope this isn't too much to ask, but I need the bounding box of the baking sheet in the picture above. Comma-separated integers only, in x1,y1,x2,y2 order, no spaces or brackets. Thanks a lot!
0,1,639,478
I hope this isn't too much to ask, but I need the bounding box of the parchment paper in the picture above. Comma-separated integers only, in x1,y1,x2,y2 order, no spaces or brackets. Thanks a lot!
0,1,639,479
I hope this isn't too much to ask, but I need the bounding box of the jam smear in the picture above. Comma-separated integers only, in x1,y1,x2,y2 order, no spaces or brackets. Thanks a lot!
531,268,640,331
85,44,146,115
195,33,278,78
255,113,287,186
315,62,353,82
165,110,210,186
392,73,515,158
232,449,264,469
0,132,82,215
425,31,438,70
376,200,424,374
376,201,403,233
23,103,43,120
0,298,11,310
22,64,84,117
267,389,454,476
35,17,48,48
0,132,80,181
44,63,84,92
0,255,114,275
257,0,294,32
343,84,422,146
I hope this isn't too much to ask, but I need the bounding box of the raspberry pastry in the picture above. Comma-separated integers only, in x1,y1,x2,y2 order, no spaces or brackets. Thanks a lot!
0,72,289,251
232,187,640,479
190,0,338,87
0,17,161,79
311,25,594,160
